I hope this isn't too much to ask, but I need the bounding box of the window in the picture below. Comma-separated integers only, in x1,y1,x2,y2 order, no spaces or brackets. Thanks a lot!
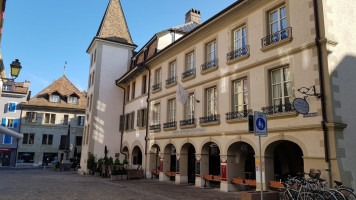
185,93,195,120
169,61,176,78
206,87,217,116
18,152,35,163
137,109,147,128
207,41,217,62
168,99,176,122
25,112,37,123
186,52,195,70
49,94,60,103
8,102,16,113
119,115,124,131
89,94,93,111
44,113,56,124
22,133,35,144
270,6,287,34
234,26,247,50
155,69,161,84
126,85,130,102
86,125,90,145
76,136,82,146
233,78,248,111
3,135,12,144
63,115,69,125
130,112,135,130
88,74,92,88
271,67,291,106
124,112,135,131
142,75,147,94
59,135,67,150
78,116,85,126
91,71,95,86
153,103,160,125
131,82,136,100
2,85,12,91
1,118,18,128
42,134,53,145
68,96,78,104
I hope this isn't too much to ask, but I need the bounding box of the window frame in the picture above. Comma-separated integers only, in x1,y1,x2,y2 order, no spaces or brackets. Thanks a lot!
131,81,136,100
206,41,217,62
78,116,85,126
8,102,16,113
233,26,247,51
44,113,56,124
22,133,35,145
67,96,78,105
232,78,248,112
185,93,195,120
142,75,147,95
3,134,12,144
270,66,291,106
269,5,287,34
26,112,37,123
49,94,60,103
42,134,53,145
153,103,160,125
206,87,218,116
168,61,177,78
186,52,195,71
167,99,176,123
155,68,161,84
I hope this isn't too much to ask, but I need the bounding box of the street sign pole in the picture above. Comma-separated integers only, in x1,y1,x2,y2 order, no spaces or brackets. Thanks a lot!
259,135,263,200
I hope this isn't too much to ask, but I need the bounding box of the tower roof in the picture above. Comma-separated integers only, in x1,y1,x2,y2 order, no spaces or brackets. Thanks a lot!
95,0,134,45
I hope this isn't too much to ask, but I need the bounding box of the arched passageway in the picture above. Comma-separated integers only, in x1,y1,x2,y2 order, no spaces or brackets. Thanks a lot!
132,146,142,165
180,143,196,184
227,142,255,181
164,144,176,181
265,140,304,183
201,142,220,187
122,146,129,162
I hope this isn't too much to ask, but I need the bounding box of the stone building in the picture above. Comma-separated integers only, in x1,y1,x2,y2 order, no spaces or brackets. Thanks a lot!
18,76,85,166
0,81,30,166
81,0,356,191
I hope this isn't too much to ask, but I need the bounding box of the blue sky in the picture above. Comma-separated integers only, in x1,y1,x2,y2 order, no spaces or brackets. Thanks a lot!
2,0,236,96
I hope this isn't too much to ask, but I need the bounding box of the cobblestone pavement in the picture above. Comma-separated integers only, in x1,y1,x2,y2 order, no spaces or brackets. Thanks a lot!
0,168,241,200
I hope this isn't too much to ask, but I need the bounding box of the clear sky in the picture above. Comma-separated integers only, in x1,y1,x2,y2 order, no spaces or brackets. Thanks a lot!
2,0,237,96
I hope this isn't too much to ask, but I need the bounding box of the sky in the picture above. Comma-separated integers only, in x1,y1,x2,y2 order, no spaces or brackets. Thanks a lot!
2,0,237,97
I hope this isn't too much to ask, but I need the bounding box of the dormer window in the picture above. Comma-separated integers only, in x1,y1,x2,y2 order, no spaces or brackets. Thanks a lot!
68,96,78,104
49,94,60,103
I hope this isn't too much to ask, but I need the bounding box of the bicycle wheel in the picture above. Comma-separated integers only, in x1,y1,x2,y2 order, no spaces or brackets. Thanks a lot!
321,190,338,200
329,189,346,200
313,193,326,200
281,190,293,200
297,192,314,200
339,188,356,200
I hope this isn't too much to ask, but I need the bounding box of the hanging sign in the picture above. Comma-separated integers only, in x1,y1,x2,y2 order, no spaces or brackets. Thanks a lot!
293,98,310,114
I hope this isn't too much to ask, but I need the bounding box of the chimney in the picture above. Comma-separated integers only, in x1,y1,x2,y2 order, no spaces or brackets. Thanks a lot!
185,9,201,25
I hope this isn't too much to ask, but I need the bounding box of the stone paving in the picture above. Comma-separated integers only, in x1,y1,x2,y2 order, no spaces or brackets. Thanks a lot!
0,167,241,200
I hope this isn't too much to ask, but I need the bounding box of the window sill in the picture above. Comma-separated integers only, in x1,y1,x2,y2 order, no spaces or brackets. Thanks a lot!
152,88,162,94
226,117,248,124
201,65,219,75
165,82,177,89
200,121,220,127
163,126,177,131
150,129,161,133
182,74,196,82
266,111,298,119
180,124,196,129
226,54,249,65
260,37,293,52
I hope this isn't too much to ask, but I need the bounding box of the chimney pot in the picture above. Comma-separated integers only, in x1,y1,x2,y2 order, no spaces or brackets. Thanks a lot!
185,8,201,25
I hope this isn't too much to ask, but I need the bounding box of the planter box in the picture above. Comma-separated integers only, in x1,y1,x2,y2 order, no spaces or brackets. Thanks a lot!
241,191,279,200
111,175,120,181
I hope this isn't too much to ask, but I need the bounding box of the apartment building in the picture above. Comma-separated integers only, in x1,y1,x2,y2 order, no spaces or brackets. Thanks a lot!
18,76,85,166
83,0,356,192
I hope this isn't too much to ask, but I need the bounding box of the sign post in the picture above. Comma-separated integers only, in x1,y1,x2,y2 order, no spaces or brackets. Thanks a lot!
253,111,267,200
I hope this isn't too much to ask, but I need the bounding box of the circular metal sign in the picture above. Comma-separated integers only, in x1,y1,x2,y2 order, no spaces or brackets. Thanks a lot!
293,98,310,114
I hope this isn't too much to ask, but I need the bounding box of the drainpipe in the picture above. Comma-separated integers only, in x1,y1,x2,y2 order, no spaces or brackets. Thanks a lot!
313,0,332,186
117,84,127,160
144,65,151,156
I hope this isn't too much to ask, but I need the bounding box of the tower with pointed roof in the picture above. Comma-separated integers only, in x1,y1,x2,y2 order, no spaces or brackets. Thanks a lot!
80,0,136,173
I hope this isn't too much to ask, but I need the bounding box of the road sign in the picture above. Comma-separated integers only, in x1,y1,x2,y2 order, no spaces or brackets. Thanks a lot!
254,111,267,137
293,98,310,114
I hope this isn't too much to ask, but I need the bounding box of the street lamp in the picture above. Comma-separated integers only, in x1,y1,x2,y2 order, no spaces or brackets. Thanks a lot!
1,59,22,82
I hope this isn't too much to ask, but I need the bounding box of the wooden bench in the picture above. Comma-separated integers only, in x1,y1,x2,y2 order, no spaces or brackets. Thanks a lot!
165,171,177,177
151,169,160,178
269,181,285,191
203,175,221,187
244,179,257,189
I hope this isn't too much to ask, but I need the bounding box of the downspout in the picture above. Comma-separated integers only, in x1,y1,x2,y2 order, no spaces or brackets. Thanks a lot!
117,84,126,160
313,0,332,186
144,65,151,156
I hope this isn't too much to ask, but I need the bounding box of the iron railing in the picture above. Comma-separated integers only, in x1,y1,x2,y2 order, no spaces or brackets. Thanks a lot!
261,27,292,48
182,68,196,80
152,82,161,92
199,114,220,124
261,103,295,115
163,121,176,129
179,118,195,126
201,59,218,73
165,76,177,86
226,46,250,61
225,109,253,120
149,124,161,131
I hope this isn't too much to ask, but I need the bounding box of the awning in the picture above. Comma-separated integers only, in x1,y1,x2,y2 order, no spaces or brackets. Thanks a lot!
0,126,23,139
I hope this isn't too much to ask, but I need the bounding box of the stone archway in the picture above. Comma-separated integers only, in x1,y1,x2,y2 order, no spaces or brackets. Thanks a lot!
200,142,220,187
179,143,196,184
132,146,142,165
163,143,177,181
122,146,129,162
227,142,256,181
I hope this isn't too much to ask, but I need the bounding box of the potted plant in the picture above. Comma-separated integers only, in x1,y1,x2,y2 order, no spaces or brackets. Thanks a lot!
114,157,120,165
86,154,96,175
55,161,61,171
97,158,104,176
111,166,120,181
121,167,127,180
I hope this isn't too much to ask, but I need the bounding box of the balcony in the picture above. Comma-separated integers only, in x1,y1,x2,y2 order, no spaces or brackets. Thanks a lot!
199,114,220,126
163,121,176,130
152,82,161,92
261,103,295,115
226,109,253,121
201,59,218,74
149,124,161,131
261,27,292,50
179,118,196,128
226,46,250,62
182,68,196,81
165,76,177,87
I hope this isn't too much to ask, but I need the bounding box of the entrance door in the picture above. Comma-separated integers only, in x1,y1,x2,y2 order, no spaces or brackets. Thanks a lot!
2,151,11,166
188,145,196,183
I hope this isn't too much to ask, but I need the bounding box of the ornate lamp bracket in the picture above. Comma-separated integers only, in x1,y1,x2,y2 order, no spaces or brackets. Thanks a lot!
296,85,322,99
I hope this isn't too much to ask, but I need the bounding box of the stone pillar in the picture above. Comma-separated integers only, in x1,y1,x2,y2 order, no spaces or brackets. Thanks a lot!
176,153,188,184
220,156,230,192
195,153,208,187
255,156,267,191
159,153,170,181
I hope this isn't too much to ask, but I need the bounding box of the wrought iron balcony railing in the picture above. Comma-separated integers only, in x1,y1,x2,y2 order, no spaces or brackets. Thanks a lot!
226,46,250,61
261,27,292,48
199,114,220,124
261,103,295,115
225,109,253,120
163,121,176,129
180,118,195,127
152,82,161,92
150,124,161,131
165,76,177,87
201,59,218,73
182,68,196,80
